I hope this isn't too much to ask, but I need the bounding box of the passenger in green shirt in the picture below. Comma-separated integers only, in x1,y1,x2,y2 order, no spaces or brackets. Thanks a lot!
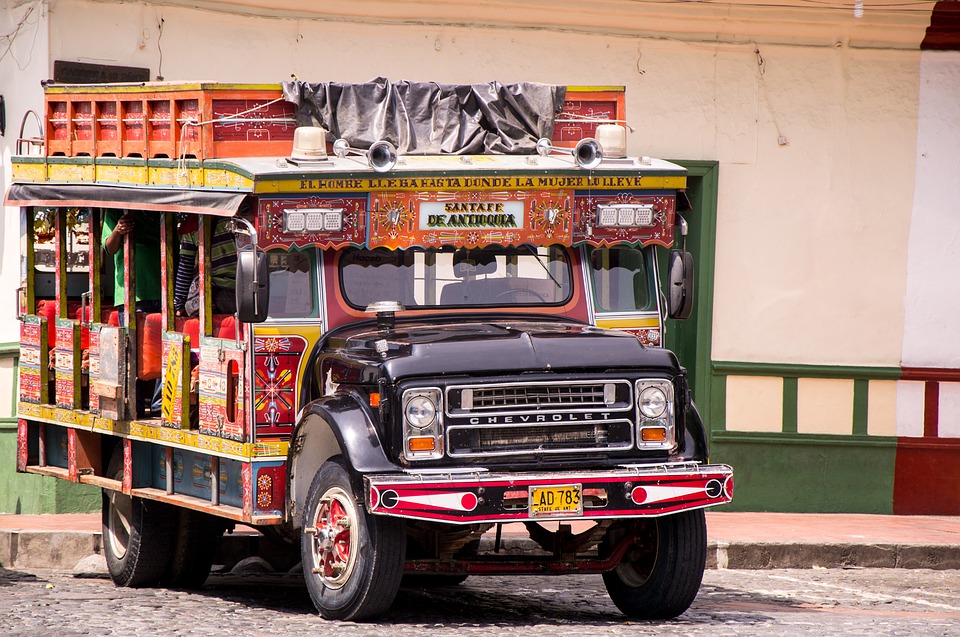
102,210,162,308
102,210,162,417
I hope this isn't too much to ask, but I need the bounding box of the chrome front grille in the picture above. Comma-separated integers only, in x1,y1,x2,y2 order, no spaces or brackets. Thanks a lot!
448,380,633,415
448,420,633,457
468,384,607,410
444,380,635,458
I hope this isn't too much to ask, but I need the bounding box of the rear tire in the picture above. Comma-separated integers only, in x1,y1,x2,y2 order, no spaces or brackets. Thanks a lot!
301,458,406,620
601,509,707,619
102,449,174,587
162,509,226,588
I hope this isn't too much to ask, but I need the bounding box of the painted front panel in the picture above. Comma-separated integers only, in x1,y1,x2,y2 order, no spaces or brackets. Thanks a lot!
253,334,308,439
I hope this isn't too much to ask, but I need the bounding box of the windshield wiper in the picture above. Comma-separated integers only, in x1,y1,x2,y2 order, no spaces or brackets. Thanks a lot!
525,246,562,288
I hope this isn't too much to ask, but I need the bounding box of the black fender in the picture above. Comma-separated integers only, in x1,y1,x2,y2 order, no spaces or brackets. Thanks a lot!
680,400,709,463
286,391,396,527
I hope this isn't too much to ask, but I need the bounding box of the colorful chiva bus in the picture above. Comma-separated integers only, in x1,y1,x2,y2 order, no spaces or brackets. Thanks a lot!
9,80,730,621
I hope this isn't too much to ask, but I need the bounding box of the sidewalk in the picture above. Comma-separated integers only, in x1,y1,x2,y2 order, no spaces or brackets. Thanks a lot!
1,511,958,572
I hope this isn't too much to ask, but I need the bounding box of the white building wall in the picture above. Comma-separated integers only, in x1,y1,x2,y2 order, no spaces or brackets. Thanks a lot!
0,1,50,342
0,0,936,374
896,50,960,438
901,51,960,369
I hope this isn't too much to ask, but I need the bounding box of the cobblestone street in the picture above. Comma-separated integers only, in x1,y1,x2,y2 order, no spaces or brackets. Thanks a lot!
3,567,958,637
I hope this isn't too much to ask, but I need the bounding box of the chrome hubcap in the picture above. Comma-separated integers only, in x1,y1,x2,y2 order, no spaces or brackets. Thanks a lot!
309,487,357,589
107,490,133,561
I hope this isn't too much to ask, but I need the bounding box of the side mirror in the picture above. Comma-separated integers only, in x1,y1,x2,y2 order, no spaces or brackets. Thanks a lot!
236,245,270,323
666,249,694,320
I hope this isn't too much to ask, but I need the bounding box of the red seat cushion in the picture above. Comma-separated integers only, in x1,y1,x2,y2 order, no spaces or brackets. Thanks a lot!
137,313,163,381
174,315,236,347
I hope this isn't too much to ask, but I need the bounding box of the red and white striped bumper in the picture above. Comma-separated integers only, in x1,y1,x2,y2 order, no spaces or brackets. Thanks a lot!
365,462,733,524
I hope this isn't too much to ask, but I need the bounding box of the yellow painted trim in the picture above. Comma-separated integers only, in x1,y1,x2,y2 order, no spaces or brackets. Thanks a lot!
595,317,660,329
261,174,686,194
96,164,149,185
44,82,282,95
16,160,683,195
12,163,48,182
47,163,95,182
205,169,256,190
149,166,205,188
566,86,625,93
18,402,289,461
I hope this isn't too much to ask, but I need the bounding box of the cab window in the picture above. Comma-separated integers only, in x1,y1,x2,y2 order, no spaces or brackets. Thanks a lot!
266,248,318,318
588,246,656,312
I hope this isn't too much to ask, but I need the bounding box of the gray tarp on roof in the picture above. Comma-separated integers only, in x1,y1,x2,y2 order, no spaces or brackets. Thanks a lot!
5,183,248,216
282,78,566,155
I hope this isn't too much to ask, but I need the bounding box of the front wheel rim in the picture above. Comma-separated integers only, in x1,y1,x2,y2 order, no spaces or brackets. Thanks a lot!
107,491,133,561
308,487,358,590
615,522,659,587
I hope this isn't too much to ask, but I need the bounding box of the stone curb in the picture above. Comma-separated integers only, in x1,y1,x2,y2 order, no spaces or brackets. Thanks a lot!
3,529,959,572
707,541,960,570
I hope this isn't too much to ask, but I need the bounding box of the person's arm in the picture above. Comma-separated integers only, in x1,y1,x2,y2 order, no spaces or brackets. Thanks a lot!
104,213,133,256
173,235,198,315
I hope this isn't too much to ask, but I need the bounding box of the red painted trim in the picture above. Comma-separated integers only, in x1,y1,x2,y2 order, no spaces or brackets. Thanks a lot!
67,428,78,481
242,463,253,518
924,381,939,438
122,439,133,494
901,366,960,382
16,419,28,472
893,437,960,515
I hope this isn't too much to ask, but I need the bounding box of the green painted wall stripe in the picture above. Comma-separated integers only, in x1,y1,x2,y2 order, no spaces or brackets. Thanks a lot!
713,360,901,381
853,379,869,435
710,372,727,432
1,341,19,427
713,430,897,448
782,377,798,433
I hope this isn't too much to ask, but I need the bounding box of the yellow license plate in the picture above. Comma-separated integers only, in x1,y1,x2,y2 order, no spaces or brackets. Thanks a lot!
529,484,583,518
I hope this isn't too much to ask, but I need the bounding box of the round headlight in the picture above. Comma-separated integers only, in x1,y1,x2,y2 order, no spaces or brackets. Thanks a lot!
405,396,437,429
639,387,667,418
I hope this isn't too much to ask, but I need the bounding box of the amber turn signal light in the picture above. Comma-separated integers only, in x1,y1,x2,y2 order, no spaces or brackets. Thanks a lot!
640,427,667,442
407,436,437,452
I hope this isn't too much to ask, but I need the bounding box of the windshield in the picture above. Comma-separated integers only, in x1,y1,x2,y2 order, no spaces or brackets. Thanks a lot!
340,246,573,310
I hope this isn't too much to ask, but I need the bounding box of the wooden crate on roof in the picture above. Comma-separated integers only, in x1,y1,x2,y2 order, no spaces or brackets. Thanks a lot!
43,82,297,160
553,86,626,148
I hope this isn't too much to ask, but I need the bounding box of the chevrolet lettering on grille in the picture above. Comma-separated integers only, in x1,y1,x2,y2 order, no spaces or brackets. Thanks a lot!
466,412,615,425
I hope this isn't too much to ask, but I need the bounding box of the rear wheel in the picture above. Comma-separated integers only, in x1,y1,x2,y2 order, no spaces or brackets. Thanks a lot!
102,449,174,587
601,509,707,619
301,458,406,620
163,509,226,588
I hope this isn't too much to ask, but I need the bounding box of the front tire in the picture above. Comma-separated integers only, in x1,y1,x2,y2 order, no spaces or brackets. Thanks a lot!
102,449,174,587
301,458,406,620
601,509,707,619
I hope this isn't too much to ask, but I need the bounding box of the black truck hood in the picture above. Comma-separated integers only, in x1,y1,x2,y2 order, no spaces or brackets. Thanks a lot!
326,318,679,380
